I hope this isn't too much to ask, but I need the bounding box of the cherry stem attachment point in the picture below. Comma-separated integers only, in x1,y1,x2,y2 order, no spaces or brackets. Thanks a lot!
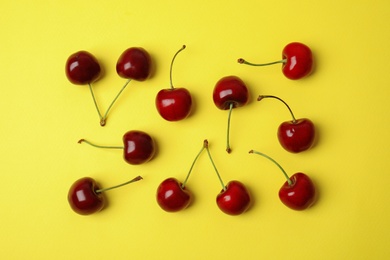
78,139,123,149
170,45,186,89
181,140,206,188
237,58,287,67
96,176,143,193
205,140,226,191
226,102,234,153
249,150,292,185
257,95,297,123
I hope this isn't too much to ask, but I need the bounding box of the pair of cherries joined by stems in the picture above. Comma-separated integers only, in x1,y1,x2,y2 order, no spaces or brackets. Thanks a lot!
66,47,152,126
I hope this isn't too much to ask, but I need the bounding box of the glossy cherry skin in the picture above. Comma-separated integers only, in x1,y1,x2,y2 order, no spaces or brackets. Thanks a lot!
116,47,152,81
123,130,155,165
68,177,105,215
156,178,192,212
279,173,316,210
282,42,313,80
65,51,101,85
213,76,249,110
216,180,251,215
277,118,315,153
155,88,192,121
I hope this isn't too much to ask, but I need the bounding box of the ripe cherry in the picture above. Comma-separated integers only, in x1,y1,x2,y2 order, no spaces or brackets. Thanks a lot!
156,45,193,121
212,76,249,153
78,130,156,165
116,47,152,81
66,51,101,85
238,42,313,80
68,175,143,215
156,140,205,212
257,95,315,153
250,150,316,210
205,140,251,215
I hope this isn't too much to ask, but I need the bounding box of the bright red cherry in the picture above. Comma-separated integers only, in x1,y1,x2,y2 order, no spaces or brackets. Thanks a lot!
116,47,152,81
68,176,143,215
65,51,101,85
238,42,313,80
257,95,315,153
156,140,206,212
213,76,249,153
216,180,252,216
156,178,192,212
156,45,192,121
250,150,316,210
205,140,251,215
78,130,156,165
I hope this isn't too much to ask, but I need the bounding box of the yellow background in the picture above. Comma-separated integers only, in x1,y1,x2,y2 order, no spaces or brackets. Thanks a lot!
1,1,389,259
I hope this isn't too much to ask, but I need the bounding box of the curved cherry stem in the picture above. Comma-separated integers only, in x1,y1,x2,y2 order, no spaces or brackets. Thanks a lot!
100,78,132,126
78,139,123,149
96,176,143,193
249,150,292,185
205,140,226,191
88,83,104,123
257,95,297,123
170,45,186,89
237,58,287,66
181,140,206,188
226,102,234,153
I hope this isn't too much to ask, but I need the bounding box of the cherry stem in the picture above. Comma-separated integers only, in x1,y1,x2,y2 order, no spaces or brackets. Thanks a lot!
205,140,226,191
88,83,104,123
181,140,206,188
170,45,186,89
96,176,143,193
237,58,287,66
78,139,123,149
226,102,233,153
257,95,297,123
100,78,132,126
249,150,292,185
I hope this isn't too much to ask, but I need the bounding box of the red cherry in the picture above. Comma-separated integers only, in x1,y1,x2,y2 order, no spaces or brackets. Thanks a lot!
156,45,193,121
250,150,316,210
213,76,249,153
216,180,251,216
156,140,207,212
68,176,143,215
78,130,156,165
238,42,313,80
205,140,251,215
279,173,316,210
65,51,101,85
116,47,152,81
123,130,156,165
156,178,192,212
258,95,315,153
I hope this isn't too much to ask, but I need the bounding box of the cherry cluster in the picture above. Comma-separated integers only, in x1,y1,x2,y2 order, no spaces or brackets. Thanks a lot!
66,42,317,216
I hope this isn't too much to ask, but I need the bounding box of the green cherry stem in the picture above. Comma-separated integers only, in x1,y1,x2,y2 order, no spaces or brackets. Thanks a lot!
100,78,132,126
181,140,206,188
78,139,123,149
170,45,186,89
237,58,287,67
257,95,297,123
226,102,234,153
249,150,292,185
205,140,226,191
96,176,143,193
88,83,104,123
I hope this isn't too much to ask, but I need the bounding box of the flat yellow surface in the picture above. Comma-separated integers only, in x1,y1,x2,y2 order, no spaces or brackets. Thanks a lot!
1,1,389,259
